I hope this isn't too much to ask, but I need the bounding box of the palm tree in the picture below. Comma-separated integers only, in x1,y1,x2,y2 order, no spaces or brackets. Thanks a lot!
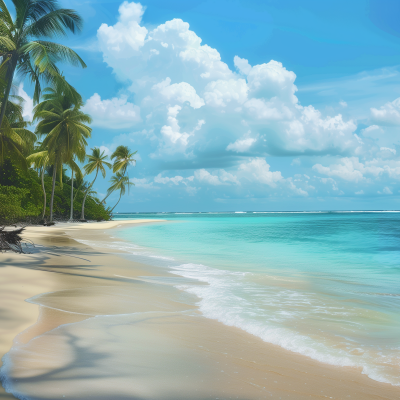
0,0,86,128
81,147,111,221
26,149,49,220
107,172,134,213
111,145,137,177
102,145,136,203
67,157,83,221
34,84,92,222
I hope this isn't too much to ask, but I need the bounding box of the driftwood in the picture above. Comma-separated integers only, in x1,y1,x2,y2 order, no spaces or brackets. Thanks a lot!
0,227,31,253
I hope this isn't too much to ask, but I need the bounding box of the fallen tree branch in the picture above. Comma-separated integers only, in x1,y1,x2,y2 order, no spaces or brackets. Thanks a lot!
0,227,30,253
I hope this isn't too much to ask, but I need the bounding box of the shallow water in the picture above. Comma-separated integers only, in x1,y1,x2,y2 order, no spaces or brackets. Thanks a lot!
111,211,400,386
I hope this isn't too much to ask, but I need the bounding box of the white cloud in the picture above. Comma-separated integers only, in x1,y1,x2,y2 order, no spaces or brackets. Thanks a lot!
152,77,205,109
234,56,252,75
96,3,359,158
130,177,156,189
287,178,308,196
313,158,365,182
17,83,34,122
204,79,248,107
380,147,396,155
154,173,193,185
291,158,301,166
99,145,112,157
83,93,141,129
383,186,392,194
226,137,256,153
160,105,191,149
239,158,282,187
186,186,198,196
157,106,205,154
193,169,239,186
151,18,233,81
339,100,347,107
247,60,298,103
312,157,384,182
97,1,147,61
362,125,383,135
371,97,400,126
355,190,364,195
219,170,240,184
194,169,221,185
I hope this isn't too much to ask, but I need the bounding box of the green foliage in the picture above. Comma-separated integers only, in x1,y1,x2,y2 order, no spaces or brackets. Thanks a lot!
0,185,41,222
44,176,112,220
0,160,111,223
0,159,43,215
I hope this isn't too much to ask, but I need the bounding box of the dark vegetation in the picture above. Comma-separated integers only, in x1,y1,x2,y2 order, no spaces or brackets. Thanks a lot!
0,160,112,225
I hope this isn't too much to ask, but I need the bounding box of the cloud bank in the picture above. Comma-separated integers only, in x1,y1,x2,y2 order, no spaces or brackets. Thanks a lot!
84,1,400,206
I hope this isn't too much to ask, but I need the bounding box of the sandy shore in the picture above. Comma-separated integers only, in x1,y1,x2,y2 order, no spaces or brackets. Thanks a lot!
1,220,399,399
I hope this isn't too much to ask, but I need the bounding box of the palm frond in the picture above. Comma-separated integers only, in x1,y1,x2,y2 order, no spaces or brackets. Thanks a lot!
0,36,16,51
24,8,83,38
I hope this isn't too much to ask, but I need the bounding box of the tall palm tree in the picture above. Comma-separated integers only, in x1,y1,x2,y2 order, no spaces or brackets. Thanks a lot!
26,149,49,220
34,84,91,222
67,157,83,221
81,147,111,221
107,172,134,213
102,145,136,203
0,0,86,128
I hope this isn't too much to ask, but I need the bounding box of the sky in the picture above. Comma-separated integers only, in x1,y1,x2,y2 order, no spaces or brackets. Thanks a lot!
13,0,400,211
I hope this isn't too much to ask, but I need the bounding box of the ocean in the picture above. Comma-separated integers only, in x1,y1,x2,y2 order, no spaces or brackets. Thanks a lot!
112,211,400,386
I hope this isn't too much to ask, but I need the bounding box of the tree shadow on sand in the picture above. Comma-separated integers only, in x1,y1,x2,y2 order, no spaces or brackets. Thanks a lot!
0,244,131,283
1,325,256,400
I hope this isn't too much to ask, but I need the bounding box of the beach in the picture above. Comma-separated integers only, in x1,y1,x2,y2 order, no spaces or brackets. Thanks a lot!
1,219,400,400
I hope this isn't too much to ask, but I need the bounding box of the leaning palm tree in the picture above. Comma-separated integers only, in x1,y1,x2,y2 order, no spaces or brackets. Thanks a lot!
34,85,92,222
107,173,134,213
102,145,136,203
0,0,86,128
81,147,111,221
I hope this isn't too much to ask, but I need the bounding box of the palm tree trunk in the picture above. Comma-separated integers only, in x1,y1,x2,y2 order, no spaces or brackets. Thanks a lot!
110,191,122,213
49,160,58,222
80,169,99,220
101,190,113,204
69,169,74,221
41,167,47,220
0,57,17,129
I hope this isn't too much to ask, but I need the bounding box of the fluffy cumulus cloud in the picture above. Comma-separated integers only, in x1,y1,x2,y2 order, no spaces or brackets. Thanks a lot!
90,2,400,205
227,135,256,153
152,78,204,109
83,93,141,128
95,1,361,158
194,169,239,185
238,158,282,187
311,157,400,183
371,98,400,126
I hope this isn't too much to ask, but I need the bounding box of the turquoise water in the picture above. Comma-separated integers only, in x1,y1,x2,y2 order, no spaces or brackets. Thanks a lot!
113,211,400,385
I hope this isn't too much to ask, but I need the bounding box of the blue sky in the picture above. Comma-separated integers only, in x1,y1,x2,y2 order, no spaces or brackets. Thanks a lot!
14,0,400,211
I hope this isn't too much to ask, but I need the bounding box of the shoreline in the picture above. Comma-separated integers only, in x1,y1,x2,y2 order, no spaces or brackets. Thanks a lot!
1,220,399,399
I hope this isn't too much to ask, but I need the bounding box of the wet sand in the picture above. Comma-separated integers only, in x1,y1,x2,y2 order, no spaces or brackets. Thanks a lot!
1,220,399,399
